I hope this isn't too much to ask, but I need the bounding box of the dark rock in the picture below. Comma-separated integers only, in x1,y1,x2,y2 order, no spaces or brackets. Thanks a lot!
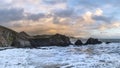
29,38,50,47
106,42,111,44
49,34,71,46
29,34,71,47
11,36,31,48
75,39,83,45
85,38,102,45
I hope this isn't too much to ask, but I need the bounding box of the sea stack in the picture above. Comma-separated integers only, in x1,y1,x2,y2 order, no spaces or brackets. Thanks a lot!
85,38,102,45
74,39,83,45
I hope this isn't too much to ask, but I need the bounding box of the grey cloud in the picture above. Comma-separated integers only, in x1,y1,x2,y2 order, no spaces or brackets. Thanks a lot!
0,8,47,23
52,8,74,24
92,15,112,23
0,0,12,9
43,0,66,4
54,8,74,17
27,13,45,21
0,8,24,23
53,16,59,24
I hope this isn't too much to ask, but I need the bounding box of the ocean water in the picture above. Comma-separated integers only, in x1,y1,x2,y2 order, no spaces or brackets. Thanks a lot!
100,39,120,43
70,38,120,44
0,43,120,68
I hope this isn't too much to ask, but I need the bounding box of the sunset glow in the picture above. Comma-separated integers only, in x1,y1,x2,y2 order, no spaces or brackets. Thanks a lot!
1,0,120,38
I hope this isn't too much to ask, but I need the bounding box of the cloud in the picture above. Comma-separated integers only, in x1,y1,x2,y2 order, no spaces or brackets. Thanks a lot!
53,8,74,17
94,8,103,16
0,8,47,23
0,6,113,38
82,11,95,24
92,15,112,23
42,0,66,5
0,0,120,38
98,21,120,31
27,13,45,21
0,8,24,23
91,8,112,23
9,16,91,38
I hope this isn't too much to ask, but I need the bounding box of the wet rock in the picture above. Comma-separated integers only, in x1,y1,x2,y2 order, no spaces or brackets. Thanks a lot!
106,42,111,44
29,34,71,47
49,34,71,46
74,39,83,45
85,38,102,45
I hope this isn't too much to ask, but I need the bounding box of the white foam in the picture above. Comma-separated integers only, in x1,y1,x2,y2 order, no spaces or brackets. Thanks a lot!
0,43,120,68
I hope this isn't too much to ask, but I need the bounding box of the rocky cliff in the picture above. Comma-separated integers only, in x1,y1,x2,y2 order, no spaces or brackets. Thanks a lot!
85,38,102,45
0,25,31,47
29,34,71,47
0,25,71,47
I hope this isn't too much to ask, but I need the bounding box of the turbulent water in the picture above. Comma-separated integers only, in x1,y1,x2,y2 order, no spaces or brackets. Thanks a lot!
0,43,120,68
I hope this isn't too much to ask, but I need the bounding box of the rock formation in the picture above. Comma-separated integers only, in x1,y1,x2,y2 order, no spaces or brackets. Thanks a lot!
74,39,83,45
29,34,71,47
0,25,71,47
11,33,31,48
0,25,31,47
49,34,71,46
106,42,111,44
19,31,30,39
85,38,102,45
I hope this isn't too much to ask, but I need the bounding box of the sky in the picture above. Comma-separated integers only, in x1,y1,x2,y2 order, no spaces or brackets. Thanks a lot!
0,0,120,39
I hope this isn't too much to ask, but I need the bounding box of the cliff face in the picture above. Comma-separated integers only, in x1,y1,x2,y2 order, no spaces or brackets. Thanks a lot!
29,34,71,47
0,25,71,48
0,25,31,47
19,31,31,39
49,34,71,46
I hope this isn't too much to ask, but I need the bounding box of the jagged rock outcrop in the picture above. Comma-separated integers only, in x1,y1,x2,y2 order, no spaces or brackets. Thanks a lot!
29,34,71,47
29,38,50,47
19,31,30,39
49,34,71,46
74,39,83,45
85,38,102,45
0,25,31,47
0,26,15,47
11,34,31,48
